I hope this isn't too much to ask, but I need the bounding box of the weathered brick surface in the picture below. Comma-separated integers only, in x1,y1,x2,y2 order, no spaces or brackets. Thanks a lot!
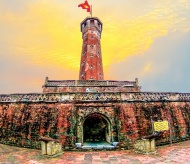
118,104,139,149
0,101,189,150
0,103,76,149
43,85,140,93
118,102,190,148
79,18,104,80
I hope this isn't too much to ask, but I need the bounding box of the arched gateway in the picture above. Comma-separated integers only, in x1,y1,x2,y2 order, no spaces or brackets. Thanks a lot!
83,113,111,143
76,107,118,145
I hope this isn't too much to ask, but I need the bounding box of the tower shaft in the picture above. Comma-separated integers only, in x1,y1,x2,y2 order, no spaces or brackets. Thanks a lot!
79,17,104,80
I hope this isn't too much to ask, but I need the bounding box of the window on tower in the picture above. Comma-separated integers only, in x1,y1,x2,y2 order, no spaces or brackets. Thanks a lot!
90,65,93,69
98,23,101,29
81,73,84,79
97,51,100,57
90,20,94,26
90,54,94,58
83,43,87,47
99,62,101,67
99,73,102,79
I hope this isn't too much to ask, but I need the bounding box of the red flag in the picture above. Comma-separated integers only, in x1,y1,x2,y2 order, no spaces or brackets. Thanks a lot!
78,1,91,12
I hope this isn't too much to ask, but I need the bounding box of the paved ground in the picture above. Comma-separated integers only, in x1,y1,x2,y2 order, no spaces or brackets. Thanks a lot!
0,140,190,164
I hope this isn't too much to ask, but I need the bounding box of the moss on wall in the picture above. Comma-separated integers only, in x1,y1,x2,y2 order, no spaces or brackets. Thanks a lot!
0,101,189,150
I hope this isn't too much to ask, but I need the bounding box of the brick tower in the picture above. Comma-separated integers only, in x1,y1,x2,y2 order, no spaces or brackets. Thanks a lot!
79,17,104,80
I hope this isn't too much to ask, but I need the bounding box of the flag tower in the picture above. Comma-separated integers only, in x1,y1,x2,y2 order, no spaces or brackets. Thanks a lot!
79,17,104,80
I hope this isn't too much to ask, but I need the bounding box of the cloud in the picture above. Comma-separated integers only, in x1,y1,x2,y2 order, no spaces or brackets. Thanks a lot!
144,63,151,72
0,0,190,93
1,0,190,72
102,0,190,67
108,30,190,92
0,1,83,70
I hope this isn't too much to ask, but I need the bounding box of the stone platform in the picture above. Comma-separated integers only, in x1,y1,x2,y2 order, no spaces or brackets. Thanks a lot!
0,140,190,164
81,141,115,150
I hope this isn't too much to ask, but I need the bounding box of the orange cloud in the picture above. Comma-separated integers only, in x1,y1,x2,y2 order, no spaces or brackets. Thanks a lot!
0,0,190,73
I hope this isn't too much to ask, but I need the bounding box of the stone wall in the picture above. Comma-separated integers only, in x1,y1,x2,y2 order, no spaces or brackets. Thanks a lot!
43,86,139,93
0,101,189,150
118,102,190,149
0,103,76,149
42,79,140,93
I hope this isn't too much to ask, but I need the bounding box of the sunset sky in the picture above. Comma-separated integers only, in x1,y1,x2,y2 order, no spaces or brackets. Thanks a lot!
1,0,190,94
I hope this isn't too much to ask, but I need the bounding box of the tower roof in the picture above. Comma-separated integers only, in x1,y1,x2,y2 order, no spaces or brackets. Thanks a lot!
80,17,103,32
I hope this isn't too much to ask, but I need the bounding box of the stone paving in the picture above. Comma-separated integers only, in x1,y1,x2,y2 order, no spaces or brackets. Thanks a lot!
0,140,190,164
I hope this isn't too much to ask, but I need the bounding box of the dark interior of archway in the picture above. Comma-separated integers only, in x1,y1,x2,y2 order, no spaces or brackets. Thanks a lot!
84,114,108,142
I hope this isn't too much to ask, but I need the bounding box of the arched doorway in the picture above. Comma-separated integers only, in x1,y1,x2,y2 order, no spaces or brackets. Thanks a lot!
83,113,111,143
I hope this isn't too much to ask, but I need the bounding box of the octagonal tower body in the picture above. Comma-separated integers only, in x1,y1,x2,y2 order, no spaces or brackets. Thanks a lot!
79,17,104,80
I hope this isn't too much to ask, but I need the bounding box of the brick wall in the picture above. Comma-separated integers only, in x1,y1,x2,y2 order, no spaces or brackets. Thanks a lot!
119,102,190,148
0,101,189,150
0,103,75,149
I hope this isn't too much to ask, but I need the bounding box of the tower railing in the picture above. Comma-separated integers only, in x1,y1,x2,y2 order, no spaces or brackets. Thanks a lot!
44,80,137,87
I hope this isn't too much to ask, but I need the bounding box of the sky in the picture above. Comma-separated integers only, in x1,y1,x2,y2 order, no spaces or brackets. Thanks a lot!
0,0,190,94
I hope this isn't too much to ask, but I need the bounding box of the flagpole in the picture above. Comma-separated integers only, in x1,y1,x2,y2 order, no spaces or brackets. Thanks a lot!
90,5,92,17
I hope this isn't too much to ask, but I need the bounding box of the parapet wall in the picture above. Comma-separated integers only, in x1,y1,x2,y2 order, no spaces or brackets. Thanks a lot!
0,92,189,150
0,103,75,149
42,79,140,93
118,102,190,148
